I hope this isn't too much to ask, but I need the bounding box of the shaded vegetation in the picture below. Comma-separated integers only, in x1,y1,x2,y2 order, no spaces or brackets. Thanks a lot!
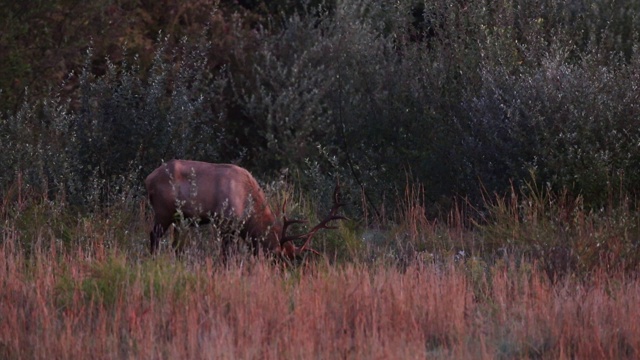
2,0,640,212
1,0,640,312
2,2,640,357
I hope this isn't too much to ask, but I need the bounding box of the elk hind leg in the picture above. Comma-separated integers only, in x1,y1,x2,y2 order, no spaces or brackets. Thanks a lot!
150,222,166,254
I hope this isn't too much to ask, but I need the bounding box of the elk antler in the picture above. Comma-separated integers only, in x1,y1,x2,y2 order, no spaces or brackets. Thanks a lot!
297,183,346,254
280,197,307,244
279,183,346,258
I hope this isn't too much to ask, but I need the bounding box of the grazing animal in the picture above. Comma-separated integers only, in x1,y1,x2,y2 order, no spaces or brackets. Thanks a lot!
145,160,345,259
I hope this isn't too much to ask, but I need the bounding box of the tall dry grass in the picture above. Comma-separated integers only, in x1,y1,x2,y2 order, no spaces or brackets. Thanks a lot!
1,223,638,359
1,175,639,359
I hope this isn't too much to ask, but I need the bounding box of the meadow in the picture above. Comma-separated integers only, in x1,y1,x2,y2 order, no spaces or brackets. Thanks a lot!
1,181,639,359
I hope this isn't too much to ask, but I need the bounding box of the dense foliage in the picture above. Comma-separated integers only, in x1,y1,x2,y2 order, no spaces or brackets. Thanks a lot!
2,0,640,211
2,7,640,356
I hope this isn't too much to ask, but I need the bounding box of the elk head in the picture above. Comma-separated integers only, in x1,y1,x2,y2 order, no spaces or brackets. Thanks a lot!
145,159,345,260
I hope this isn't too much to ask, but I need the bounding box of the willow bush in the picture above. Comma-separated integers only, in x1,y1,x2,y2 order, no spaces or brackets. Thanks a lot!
1,0,639,212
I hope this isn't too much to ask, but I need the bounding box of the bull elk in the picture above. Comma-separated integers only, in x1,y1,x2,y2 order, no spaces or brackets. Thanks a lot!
145,160,345,259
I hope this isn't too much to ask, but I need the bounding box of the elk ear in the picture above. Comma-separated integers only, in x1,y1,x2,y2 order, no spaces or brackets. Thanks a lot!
282,241,296,259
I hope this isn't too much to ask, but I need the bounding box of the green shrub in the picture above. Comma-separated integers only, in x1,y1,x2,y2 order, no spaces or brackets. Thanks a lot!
2,0,640,215
1,37,227,207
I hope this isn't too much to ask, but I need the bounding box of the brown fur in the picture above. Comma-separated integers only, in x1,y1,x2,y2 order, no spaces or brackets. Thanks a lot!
145,160,284,256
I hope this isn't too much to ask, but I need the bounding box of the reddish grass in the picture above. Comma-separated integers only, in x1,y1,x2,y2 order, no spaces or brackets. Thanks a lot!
1,226,639,360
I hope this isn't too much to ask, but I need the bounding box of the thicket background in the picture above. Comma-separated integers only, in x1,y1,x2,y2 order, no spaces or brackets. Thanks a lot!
2,0,640,266
3,3,640,357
